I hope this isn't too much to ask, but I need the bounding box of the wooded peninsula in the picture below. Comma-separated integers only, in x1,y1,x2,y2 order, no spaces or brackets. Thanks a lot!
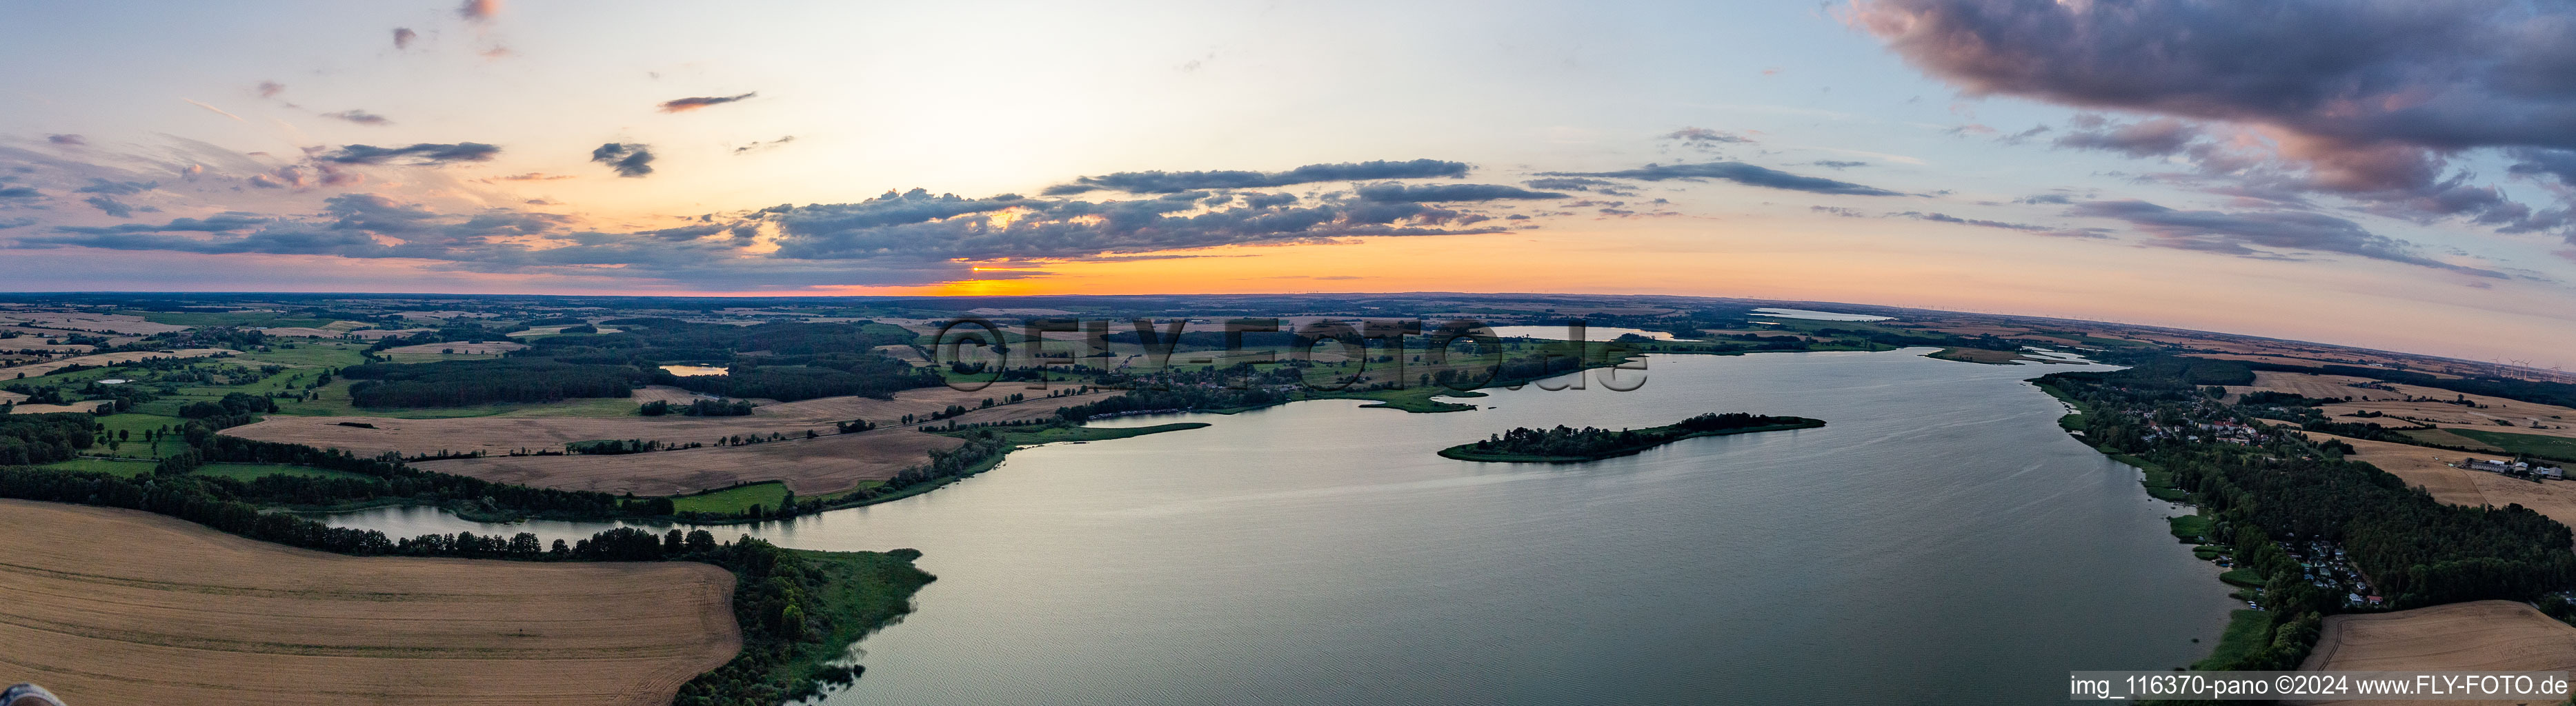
1439,412,1825,463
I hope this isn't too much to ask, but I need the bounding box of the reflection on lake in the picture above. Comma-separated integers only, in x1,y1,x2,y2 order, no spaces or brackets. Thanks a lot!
323,349,2230,705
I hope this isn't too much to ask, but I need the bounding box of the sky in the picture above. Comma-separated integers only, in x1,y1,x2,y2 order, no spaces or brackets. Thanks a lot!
5,1,2576,365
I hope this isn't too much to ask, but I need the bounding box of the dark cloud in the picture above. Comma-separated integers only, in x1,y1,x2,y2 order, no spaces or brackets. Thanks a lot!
324,110,393,125
256,81,284,99
321,142,499,165
393,28,417,49
658,92,757,113
82,196,132,218
1538,161,1903,196
1811,205,1866,217
589,143,655,178
1810,160,1868,170
2017,192,2074,205
1045,159,1471,195
2071,199,2501,276
45,134,85,145
1855,0,2576,230
733,135,795,154
1353,183,1567,202
0,187,39,199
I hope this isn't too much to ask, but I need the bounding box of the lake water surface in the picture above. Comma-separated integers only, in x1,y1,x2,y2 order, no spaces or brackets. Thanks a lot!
325,349,2232,705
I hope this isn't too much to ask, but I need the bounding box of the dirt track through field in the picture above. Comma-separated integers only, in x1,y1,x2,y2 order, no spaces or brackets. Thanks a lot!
2290,601,2576,706
0,499,738,706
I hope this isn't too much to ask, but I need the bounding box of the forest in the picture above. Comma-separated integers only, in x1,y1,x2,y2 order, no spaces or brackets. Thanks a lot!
2040,356,2576,672
342,359,648,407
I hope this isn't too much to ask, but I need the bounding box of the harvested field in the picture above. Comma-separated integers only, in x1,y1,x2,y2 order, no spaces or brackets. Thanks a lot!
0,347,235,379
226,385,1113,457
7,400,110,414
348,327,436,340
382,341,526,355
2292,429,2576,528
2290,601,2576,706
420,425,968,495
254,327,342,338
377,341,529,363
0,499,737,706
0,312,191,335
2231,372,2576,438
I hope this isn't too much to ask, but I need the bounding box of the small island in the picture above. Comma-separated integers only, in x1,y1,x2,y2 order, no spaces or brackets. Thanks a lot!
1439,412,1825,463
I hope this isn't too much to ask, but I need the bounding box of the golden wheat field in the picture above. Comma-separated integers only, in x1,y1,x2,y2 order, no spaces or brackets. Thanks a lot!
0,499,738,706
2289,601,2576,706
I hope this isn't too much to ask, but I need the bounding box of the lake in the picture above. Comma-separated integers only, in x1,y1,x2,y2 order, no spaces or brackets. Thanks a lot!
323,348,2232,705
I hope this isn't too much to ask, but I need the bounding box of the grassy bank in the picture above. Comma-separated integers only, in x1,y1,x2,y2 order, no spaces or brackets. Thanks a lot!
2191,609,2275,670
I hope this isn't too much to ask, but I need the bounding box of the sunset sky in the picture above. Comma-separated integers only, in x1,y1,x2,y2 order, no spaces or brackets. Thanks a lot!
6,1,2576,364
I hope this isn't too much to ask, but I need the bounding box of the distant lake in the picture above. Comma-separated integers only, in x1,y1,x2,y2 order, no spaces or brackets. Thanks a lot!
1485,325,1677,341
658,364,728,376
1751,307,1895,321
323,349,2230,705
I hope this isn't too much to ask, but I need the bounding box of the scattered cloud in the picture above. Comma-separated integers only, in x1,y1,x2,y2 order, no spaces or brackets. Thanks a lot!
658,92,758,113
45,134,84,146
1664,127,1754,144
1353,183,1567,202
2054,117,2201,158
480,172,575,183
393,28,417,49
255,81,285,99
323,110,393,126
2071,199,2501,276
321,142,500,165
73,179,154,196
457,0,499,22
589,143,655,177
0,187,40,199
1538,161,1903,196
82,196,133,218
733,135,796,154
181,99,244,122
1044,159,1470,195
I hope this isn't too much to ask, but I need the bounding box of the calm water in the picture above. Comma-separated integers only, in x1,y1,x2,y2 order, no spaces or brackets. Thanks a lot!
324,349,2232,705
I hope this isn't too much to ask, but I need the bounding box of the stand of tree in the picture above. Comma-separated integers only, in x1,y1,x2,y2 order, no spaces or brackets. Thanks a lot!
1440,412,1825,462
0,413,95,465
341,359,648,407
2041,356,2576,674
